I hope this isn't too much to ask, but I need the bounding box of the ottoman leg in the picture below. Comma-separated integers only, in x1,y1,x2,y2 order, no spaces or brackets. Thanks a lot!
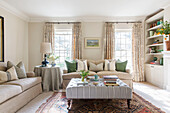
127,99,131,109
67,99,71,110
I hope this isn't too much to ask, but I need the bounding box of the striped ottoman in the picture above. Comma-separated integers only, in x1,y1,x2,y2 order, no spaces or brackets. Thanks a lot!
66,78,132,109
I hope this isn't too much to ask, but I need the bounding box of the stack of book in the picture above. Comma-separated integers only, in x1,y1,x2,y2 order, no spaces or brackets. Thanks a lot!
103,75,119,86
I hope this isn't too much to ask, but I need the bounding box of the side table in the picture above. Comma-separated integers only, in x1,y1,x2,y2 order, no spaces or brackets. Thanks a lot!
34,66,62,92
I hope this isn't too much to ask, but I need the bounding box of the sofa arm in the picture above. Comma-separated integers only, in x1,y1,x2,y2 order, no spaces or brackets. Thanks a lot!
63,70,68,74
126,69,131,74
26,72,36,78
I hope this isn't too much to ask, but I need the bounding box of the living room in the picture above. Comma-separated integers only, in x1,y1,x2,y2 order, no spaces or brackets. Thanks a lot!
0,0,170,113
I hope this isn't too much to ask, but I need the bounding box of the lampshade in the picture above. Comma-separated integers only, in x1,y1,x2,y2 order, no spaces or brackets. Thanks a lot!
40,42,52,54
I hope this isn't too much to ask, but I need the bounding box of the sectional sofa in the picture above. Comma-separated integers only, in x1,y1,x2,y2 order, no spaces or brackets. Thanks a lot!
0,63,42,113
62,60,133,89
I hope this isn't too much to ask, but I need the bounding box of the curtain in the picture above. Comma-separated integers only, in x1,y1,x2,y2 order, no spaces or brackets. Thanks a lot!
132,23,145,82
103,23,115,59
44,23,55,52
72,23,82,59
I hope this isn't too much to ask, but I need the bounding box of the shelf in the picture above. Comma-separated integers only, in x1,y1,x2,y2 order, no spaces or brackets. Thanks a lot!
146,53,163,55
146,10,164,23
145,63,164,67
147,35,163,39
147,43,163,47
147,24,162,31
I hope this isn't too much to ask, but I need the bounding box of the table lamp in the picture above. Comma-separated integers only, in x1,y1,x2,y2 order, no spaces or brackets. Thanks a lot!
40,42,52,67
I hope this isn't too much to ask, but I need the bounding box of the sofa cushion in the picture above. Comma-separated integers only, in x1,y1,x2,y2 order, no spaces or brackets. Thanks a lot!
4,77,42,91
89,62,103,71
97,71,133,80
7,61,27,79
62,71,97,80
0,66,18,82
0,85,22,104
65,60,77,73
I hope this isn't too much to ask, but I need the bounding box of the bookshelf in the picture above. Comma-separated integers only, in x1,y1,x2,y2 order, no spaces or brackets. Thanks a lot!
144,10,164,88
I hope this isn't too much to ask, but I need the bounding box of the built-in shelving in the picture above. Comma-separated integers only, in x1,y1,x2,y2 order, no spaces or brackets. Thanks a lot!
147,24,162,31
146,53,163,55
147,35,163,39
147,43,163,47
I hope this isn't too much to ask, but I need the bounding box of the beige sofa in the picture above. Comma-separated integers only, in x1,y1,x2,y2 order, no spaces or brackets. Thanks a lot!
62,60,133,89
0,63,42,113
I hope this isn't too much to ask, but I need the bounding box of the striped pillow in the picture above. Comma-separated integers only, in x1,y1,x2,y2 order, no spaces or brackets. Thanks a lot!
0,66,18,82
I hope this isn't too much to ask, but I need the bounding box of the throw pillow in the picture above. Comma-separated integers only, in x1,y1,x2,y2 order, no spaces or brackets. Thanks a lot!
116,59,128,72
76,59,88,71
104,59,116,71
65,60,77,73
89,62,103,71
7,61,27,79
0,66,18,82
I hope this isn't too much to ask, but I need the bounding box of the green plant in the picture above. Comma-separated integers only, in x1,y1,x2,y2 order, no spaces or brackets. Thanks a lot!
80,70,89,82
157,21,170,35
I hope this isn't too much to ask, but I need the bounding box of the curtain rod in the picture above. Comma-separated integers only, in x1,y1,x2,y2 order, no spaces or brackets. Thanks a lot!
106,21,142,24
45,22,81,24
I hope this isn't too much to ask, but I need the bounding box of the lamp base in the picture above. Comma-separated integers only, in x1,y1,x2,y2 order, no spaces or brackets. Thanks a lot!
41,54,49,67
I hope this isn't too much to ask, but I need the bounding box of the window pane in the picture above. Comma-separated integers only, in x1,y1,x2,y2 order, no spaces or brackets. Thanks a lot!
54,29,72,67
115,30,132,70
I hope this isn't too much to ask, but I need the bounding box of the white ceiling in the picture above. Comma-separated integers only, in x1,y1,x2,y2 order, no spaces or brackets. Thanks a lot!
1,0,170,21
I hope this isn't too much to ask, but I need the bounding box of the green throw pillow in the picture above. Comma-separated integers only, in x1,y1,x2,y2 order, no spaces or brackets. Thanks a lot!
116,59,127,72
65,60,77,73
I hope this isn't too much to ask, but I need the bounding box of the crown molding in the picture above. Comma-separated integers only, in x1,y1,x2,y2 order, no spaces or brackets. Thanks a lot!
29,16,146,22
0,0,30,21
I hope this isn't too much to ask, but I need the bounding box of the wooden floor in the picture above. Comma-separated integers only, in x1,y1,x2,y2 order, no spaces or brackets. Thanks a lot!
17,82,170,113
133,82,170,113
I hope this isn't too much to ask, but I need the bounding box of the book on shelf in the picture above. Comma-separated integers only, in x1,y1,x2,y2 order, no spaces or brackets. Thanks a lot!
104,79,117,81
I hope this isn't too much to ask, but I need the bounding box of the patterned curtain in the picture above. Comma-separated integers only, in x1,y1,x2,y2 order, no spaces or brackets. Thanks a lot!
44,23,55,52
132,23,145,82
103,23,115,59
72,23,82,59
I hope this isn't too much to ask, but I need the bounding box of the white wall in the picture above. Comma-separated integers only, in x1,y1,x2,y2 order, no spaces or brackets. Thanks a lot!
82,22,104,60
164,6,170,22
28,22,44,71
0,7,28,70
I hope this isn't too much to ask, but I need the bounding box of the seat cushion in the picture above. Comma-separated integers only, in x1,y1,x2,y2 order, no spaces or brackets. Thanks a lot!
62,71,97,80
97,71,133,80
4,77,42,91
0,85,22,104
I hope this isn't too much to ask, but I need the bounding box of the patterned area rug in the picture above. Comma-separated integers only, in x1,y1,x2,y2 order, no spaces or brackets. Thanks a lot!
36,92,165,113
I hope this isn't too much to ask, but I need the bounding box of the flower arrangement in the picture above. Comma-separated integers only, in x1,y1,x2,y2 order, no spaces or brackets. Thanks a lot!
80,70,89,82
157,21,170,36
47,54,59,66
157,21,170,50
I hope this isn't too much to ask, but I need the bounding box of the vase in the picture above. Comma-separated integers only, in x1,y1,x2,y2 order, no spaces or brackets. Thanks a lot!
164,35,170,51
81,76,85,82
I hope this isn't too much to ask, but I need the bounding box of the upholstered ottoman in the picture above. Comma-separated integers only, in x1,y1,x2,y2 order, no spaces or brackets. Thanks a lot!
66,78,132,109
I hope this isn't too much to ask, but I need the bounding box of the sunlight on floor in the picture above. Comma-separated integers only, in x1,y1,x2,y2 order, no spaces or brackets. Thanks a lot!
134,82,170,113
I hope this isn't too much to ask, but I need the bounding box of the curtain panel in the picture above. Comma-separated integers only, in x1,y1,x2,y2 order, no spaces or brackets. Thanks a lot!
72,23,82,59
44,23,55,52
103,23,115,59
132,23,145,82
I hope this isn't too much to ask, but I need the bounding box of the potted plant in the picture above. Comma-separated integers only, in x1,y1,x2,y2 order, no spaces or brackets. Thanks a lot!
80,70,89,82
157,21,170,50
47,54,59,66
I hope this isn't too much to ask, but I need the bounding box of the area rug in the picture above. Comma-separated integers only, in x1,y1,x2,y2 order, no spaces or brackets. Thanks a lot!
36,92,165,113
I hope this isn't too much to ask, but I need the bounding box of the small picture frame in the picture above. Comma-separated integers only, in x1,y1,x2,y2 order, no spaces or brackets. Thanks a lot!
85,38,100,48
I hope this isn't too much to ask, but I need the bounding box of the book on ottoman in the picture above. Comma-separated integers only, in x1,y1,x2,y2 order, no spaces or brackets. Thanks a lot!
103,75,118,81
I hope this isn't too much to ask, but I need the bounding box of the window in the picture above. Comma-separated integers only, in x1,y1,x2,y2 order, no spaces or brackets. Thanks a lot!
115,29,132,70
54,29,72,67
